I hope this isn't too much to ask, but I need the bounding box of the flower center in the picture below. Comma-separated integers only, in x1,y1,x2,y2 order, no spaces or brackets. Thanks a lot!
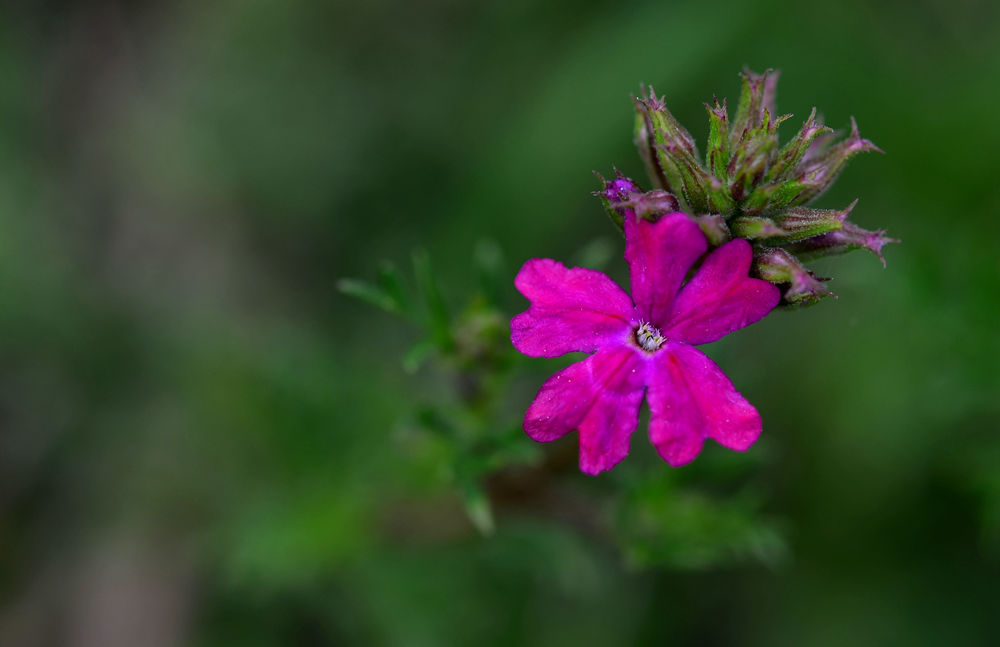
635,321,665,352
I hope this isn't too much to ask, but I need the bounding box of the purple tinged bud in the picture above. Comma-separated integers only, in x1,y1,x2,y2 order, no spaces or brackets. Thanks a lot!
595,172,683,230
693,213,731,246
753,247,836,307
635,86,735,214
639,86,697,155
730,68,777,149
601,173,643,204
786,220,898,267
595,171,642,230
633,107,670,192
767,200,855,243
617,67,892,294
631,189,681,217
766,107,834,183
762,69,779,121
729,146,771,204
801,118,838,166
792,116,884,206
726,108,788,205
654,140,734,213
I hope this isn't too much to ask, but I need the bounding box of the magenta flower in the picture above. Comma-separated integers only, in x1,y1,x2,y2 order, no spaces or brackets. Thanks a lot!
511,181,781,474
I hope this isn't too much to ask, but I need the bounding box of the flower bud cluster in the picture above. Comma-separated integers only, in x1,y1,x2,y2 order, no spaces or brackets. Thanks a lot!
604,69,895,307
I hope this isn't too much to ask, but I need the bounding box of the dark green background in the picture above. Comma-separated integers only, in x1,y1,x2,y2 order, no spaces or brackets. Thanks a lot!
1,0,999,644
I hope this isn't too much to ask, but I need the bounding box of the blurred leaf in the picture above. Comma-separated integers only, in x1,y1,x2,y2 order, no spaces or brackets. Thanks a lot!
617,473,787,570
376,261,416,319
461,481,495,536
402,339,436,374
415,405,459,439
337,278,400,314
412,248,453,352
474,239,505,305
571,237,617,271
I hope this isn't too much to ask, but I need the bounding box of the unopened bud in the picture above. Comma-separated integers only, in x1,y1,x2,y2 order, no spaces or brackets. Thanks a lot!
730,216,789,240
786,220,898,266
637,88,734,214
753,247,836,307
765,107,833,183
693,214,731,246
792,117,883,206
730,68,778,148
767,200,855,243
595,173,682,230
705,98,730,180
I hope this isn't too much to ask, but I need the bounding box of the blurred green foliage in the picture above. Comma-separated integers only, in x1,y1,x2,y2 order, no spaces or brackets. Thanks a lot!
0,0,999,645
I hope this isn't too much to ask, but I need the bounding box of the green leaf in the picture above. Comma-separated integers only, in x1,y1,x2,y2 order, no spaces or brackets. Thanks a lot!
460,481,495,536
474,239,505,305
402,339,436,374
376,261,415,319
336,278,398,314
412,249,453,352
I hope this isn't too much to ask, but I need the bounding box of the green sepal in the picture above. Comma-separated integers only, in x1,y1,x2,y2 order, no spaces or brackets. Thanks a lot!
638,89,735,213
765,107,833,183
730,216,789,240
705,98,730,180
727,109,788,206
788,116,883,206
729,68,778,149
740,177,810,215
633,104,670,192
766,201,854,243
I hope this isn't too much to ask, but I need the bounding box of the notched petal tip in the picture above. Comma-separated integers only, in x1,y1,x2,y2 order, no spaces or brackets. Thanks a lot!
655,434,705,467
647,344,763,468
523,347,646,475
511,258,634,357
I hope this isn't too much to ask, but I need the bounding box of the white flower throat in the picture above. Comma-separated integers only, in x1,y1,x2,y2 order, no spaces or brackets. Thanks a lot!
635,321,665,351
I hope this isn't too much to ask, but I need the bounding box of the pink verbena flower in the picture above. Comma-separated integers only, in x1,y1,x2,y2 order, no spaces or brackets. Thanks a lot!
511,180,781,475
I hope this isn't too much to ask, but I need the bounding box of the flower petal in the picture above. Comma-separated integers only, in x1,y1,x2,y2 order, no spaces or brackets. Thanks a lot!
511,259,635,357
647,343,762,467
524,346,646,475
625,213,707,328
665,239,780,345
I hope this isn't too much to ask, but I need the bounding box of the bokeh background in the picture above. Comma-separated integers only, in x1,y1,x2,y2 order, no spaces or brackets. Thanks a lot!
2,0,999,645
